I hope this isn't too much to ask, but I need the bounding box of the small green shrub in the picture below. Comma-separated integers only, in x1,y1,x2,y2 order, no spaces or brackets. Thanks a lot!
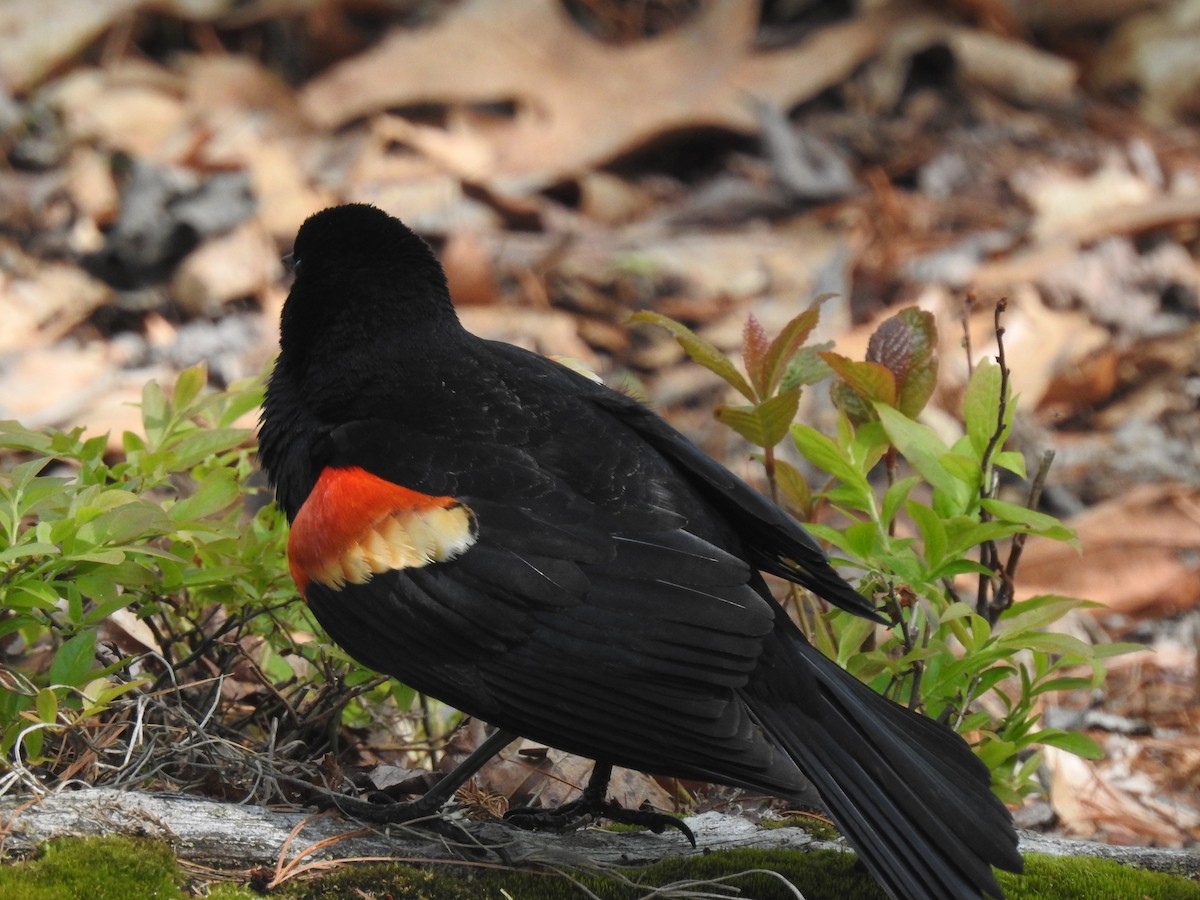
634,299,1135,801
0,364,419,786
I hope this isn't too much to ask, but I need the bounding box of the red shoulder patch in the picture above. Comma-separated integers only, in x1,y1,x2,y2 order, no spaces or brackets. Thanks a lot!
288,467,477,596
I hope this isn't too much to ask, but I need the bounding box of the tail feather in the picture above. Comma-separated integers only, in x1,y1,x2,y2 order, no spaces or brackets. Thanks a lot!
747,626,1022,900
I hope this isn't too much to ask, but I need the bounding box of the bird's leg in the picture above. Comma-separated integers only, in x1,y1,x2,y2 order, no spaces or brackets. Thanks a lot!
317,727,519,829
505,761,696,846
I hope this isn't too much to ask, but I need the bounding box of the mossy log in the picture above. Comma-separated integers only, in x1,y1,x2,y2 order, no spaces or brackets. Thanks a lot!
1,788,1198,882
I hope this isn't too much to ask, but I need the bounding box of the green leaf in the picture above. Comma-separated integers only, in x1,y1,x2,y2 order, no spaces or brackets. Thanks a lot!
781,341,835,391
942,518,1027,557
65,549,127,565
835,614,878,669
907,500,947,569
999,595,1086,635
1019,632,1093,656
49,631,96,688
35,688,58,724
940,452,982,490
792,424,868,496
980,499,1077,542
1092,642,1143,660
874,405,969,513
928,559,994,580
0,422,55,454
938,601,977,623
761,302,822,396
0,542,61,564
141,380,170,447
866,307,938,418
1034,729,1103,759
1032,676,1096,694
172,363,207,411
773,458,812,517
714,391,799,448
629,311,756,401
8,582,63,611
74,502,171,547
880,476,920,529
993,450,1027,477
169,470,241,522
217,376,267,426
963,358,1004,456
843,521,880,560
802,522,855,556
168,428,252,470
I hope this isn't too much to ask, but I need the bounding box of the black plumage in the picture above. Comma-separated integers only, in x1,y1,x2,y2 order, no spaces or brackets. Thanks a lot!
259,204,1022,900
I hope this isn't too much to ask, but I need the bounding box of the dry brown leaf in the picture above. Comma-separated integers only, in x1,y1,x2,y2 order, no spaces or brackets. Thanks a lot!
179,55,333,240
1045,742,1200,845
172,220,282,317
1018,484,1200,618
64,146,120,222
0,342,116,426
974,191,1200,290
300,0,892,191
0,257,112,354
0,0,140,93
47,62,188,159
1011,157,1155,245
1095,3,1200,124
948,27,1077,108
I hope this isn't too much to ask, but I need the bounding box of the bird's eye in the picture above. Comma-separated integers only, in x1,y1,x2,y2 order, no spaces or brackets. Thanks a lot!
282,253,299,274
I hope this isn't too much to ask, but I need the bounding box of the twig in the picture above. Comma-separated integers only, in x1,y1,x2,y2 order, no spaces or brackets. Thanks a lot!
991,450,1056,615
420,693,440,770
975,299,1010,622
961,292,975,378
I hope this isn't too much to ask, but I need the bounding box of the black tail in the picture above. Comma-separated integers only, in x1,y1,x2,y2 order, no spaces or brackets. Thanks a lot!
746,622,1023,900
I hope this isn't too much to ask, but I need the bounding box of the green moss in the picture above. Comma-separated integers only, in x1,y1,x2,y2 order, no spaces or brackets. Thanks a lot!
0,836,184,900
271,848,1200,900
1006,853,1200,900
761,812,843,842
5,835,1199,900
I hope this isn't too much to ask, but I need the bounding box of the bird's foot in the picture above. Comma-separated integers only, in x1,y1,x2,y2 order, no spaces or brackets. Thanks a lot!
505,796,696,847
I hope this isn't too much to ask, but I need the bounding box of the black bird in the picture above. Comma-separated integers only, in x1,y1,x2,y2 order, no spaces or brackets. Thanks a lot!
259,203,1022,900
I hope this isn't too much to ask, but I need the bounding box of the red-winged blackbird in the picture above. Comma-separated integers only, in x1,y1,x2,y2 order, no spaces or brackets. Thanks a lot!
259,204,1022,900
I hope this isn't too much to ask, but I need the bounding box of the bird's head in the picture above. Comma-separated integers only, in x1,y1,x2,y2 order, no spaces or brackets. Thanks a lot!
279,204,460,372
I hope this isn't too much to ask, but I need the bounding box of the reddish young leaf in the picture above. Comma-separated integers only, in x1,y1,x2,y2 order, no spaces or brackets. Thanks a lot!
762,301,823,397
866,307,938,418
820,353,897,407
743,314,770,400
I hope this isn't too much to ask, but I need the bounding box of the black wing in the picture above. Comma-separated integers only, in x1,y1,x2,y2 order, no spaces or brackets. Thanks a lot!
300,418,809,794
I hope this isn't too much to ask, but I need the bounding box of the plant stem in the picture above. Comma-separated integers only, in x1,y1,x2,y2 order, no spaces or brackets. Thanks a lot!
976,298,1010,623
992,449,1056,616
